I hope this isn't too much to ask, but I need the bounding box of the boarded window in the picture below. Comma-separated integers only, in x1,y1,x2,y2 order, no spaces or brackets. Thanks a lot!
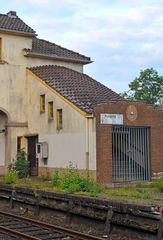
48,101,54,120
40,94,45,113
57,109,63,130
17,136,22,152
17,136,25,152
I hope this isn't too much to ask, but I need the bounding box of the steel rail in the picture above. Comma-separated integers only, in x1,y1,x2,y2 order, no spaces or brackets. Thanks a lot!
0,210,104,240
0,225,40,240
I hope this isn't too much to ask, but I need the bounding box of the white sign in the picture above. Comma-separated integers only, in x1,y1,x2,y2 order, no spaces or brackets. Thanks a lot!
100,113,123,125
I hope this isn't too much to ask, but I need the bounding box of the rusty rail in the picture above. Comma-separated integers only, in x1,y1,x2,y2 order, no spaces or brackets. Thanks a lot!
0,184,162,239
0,210,104,240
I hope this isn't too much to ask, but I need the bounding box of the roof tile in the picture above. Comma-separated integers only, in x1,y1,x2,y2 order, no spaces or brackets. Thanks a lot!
0,11,36,35
27,38,91,63
29,65,123,113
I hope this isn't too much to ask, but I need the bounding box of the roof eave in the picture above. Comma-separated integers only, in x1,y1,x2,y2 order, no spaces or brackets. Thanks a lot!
0,28,37,37
24,51,92,65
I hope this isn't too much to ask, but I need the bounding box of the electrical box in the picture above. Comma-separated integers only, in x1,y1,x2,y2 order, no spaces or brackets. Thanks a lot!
36,142,48,159
36,143,42,158
42,142,48,158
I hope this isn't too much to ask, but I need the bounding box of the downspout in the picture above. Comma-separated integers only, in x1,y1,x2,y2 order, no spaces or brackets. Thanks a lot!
85,117,89,171
85,115,94,173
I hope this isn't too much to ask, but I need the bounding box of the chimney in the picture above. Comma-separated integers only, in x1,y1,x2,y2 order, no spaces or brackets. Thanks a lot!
7,11,17,18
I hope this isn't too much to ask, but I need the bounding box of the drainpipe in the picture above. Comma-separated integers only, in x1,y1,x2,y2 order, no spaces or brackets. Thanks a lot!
85,115,93,173
85,117,89,171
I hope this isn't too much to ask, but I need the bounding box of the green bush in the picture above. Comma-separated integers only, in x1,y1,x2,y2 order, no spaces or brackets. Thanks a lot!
10,149,29,178
51,163,101,196
4,171,18,184
61,164,83,193
85,178,102,197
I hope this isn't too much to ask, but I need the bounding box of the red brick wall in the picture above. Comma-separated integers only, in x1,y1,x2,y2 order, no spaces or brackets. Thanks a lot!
93,101,163,184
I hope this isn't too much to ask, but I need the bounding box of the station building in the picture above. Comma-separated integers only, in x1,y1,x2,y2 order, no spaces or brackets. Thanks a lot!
0,11,162,183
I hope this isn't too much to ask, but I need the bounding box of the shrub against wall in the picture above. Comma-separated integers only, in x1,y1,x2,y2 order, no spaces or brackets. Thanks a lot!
51,163,102,196
9,149,29,178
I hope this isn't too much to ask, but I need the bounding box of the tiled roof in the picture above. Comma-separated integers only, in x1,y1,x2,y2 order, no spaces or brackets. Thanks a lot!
26,38,91,63
29,65,123,114
0,11,36,36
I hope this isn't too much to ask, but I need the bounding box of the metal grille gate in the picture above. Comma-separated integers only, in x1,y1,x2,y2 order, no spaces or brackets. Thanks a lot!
112,125,150,182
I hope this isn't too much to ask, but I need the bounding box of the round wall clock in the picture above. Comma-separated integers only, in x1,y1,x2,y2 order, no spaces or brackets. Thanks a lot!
126,105,138,121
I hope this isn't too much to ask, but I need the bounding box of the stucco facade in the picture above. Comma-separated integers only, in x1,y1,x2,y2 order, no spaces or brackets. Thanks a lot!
27,71,96,173
0,15,96,178
0,11,162,184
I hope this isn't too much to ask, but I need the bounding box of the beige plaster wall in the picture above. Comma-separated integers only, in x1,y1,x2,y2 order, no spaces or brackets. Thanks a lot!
0,33,31,122
0,112,6,166
0,33,32,65
27,58,83,73
0,32,94,172
0,33,83,122
27,72,96,171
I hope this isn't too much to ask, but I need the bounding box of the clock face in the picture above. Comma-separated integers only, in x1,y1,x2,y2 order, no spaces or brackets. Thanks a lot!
126,105,138,121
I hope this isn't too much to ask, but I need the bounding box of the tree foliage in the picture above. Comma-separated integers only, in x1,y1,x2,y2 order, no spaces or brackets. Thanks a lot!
121,68,163,106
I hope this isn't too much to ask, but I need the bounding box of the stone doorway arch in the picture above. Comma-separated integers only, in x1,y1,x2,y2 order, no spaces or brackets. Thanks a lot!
0,108,11,173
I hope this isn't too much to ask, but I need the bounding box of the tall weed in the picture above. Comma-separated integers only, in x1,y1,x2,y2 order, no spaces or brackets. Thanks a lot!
51,163,101,196
4,171,18,184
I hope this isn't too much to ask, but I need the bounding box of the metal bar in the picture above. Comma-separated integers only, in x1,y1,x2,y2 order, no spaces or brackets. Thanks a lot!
142,127,145,181
120,127,123,181
126,127,129,181
141,128,144,181
133,127,135,181
135,127,137,181
139,127,142,181
145,128,150,181
129,127,131,181
113,126,115,181
144,128,147,181
147,128,150,180
112,127,115,181
136,127,139,181
116,127,120,180
116,127,118,181
124,127,128,180
137,127,139,181
131,127,134,180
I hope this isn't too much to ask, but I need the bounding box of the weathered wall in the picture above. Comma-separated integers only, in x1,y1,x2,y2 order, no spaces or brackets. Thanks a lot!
0,32,88,171
94,101,163,184
0,33,30,121
27,72,96,173
0,33,31,167
0,112,6,166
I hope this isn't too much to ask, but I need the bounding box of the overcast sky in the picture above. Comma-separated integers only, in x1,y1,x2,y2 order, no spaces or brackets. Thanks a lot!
1,0,163,93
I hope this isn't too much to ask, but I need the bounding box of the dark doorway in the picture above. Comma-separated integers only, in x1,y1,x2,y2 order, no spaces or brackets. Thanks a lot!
27,135,38,176
112,126,150,182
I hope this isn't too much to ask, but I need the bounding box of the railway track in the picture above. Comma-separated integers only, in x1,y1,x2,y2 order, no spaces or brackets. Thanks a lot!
0,210,103,240
0,185,161,239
